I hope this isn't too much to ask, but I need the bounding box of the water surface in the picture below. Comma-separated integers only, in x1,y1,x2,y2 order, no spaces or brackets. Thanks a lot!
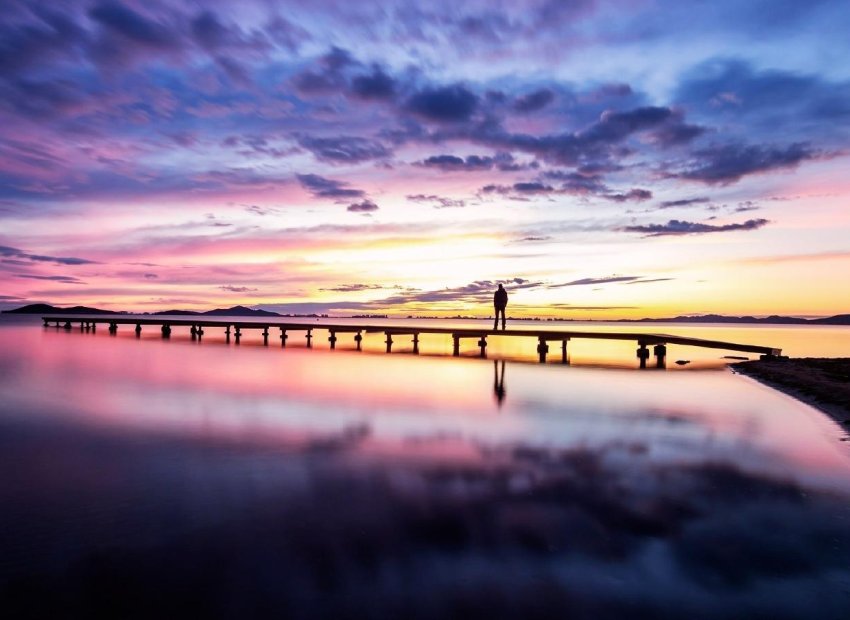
1,316,848,618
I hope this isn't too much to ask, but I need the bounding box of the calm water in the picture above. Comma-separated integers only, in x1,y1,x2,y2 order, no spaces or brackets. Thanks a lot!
1,315,849,618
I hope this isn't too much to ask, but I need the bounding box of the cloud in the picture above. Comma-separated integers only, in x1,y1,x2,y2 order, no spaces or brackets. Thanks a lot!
17,274,84,283
219,285,258,292
406,194,466,208
416,154,494,171
658,197,711,209
621,218,769,236
604,188,653,202
347,199,379,212
350,67,397,100
0,245,97,265
320,283,385,292
297,174,365,198
291,46,354,95
623,278,674,285
678,143,823,184
512,88,555,113
551,276,643,287
406,84,479,122
297,135,391,164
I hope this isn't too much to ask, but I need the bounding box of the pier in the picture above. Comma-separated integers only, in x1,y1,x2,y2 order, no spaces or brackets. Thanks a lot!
42,316,783,367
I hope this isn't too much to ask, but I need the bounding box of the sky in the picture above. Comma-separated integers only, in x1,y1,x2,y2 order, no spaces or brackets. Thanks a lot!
1,0,849,318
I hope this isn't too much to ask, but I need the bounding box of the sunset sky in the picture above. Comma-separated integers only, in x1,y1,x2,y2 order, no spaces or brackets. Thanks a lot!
1,0,849,318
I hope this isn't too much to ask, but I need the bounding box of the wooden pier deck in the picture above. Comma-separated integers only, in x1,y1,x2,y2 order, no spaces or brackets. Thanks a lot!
42,315,783,367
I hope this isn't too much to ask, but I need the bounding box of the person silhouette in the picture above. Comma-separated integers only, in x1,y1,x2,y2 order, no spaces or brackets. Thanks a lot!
493,283,508,330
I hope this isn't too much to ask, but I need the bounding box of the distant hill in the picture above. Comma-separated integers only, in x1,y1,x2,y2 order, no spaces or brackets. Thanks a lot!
152,310,201,316
201,305,281,317
811,314,850,325
2,303,119,315
619,314,810,325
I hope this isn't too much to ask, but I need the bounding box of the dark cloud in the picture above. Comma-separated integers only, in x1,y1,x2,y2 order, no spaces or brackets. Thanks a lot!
675,59,850,140
658,197,711,208
347,199,379,213
219,285,258,292
551,276,643,287
406,194,466,208
406,84,479,122
17,274,84,283
350,67,397,100
621,218,769,236
0,7,88,79
417,154,494,171
482,182,554,196
297,136,391,164
88,3,175,50
0,245,97,265
297,174,365,198
320,283,385,292
604,188,653,202
678,142,822,184
623,278,674,285
291,46,355,95
512,88,555,113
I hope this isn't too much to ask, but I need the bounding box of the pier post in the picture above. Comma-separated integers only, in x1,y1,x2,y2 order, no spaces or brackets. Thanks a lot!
385,332,393,353
306,329,313,348
280,328,287,347
478,336,487,358
108,322,117,334
64,321,71,330
135,323,142,337
653,344,667,368
636,342,650,369
225,325,231,343
412,333,419,354
561,339,570,364
262,327,269,346
190,325,198,339
43,318,49,327
196,326,204,339
234,326,241,344
161,324,171,338
452,334,460,357
329,330,337,349
80,321,85,331
91,322,96,333
354,331,362,351
537,337,549,363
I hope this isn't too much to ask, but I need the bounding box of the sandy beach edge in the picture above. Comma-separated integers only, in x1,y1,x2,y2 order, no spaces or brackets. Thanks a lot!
732,358,850,436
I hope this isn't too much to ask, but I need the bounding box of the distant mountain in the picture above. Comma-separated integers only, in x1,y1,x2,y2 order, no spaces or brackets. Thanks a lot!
619,314,810,325
201,305,281,317
2,303,119,315
811,314,850,325
152,310,201,316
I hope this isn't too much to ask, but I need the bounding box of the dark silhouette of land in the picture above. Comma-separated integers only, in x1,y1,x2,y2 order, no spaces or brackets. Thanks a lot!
735,358,850,427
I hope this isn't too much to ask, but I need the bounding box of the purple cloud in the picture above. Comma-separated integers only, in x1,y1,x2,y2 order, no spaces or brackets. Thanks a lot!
297,174,365,198
621,218,770,236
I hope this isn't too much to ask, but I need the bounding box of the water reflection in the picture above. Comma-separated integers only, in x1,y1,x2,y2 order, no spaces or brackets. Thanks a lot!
493,360,506,407
1,318,849,618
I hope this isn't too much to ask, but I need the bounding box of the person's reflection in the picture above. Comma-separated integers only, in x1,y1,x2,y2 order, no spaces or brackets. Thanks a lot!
493,360,506,407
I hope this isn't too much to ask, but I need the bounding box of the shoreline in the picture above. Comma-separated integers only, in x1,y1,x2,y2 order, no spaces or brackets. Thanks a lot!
733,358,850,434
